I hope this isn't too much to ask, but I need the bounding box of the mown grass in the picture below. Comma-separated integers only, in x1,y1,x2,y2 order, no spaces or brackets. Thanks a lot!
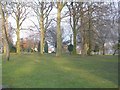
2,53,118,88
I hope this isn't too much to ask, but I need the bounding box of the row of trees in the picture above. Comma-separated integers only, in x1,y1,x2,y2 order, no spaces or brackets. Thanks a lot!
0,0,119,60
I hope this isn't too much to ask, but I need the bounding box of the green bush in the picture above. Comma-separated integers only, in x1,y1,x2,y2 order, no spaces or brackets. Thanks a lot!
68,44,73,54
94,44,99,52
38,41,40,52
9,43,16,53
44,42,48,53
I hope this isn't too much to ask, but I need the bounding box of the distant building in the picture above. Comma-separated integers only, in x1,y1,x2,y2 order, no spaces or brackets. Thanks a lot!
20,37,39,52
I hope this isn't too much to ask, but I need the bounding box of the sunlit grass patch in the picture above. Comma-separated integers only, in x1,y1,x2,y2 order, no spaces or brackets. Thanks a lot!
2,54,118,88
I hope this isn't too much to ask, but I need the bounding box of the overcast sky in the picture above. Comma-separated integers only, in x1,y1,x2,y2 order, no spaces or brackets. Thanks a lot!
7,0,119,44
8,4,73,44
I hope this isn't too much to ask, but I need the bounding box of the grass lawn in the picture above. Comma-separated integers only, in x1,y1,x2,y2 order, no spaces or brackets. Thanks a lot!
2,53,118,88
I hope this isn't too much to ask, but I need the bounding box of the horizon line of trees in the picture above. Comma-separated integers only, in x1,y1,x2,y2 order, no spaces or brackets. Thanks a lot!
0,0,119,61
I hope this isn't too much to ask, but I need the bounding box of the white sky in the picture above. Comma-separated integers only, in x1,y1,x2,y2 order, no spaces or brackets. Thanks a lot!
8,1,119,44
8,5,72,44
5,0,119,2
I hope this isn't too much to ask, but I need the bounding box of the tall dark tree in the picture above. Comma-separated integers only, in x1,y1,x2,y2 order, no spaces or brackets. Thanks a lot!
56,1,66,56
0,1,10,61
31,0,53,55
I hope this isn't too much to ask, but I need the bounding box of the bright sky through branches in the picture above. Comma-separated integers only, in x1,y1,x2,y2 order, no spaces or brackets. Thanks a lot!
5,0,119,45
3,0,119,2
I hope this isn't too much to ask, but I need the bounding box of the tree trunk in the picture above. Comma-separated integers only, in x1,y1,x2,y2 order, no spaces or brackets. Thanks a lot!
16,23,20,54
113,49,117,55
1,3,6,55
73,17,77,55
87,4,92,56
102,43,105,55
3,40,10,61
5,41,10,61
80,4,88,56
72,5,77,55
56,2,62,56
0,2,10,61
2,29,6,54
81,36,88,56
40,8,44,55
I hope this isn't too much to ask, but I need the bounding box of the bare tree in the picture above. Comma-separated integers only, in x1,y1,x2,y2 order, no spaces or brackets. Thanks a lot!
56,1,66,56
67,2,81,55
8,1,29,54
92,2,118,55
0,1,10,61
30,0,53,55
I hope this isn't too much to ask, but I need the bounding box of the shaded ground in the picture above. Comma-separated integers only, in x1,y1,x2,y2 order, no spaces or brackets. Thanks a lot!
2,53,118,88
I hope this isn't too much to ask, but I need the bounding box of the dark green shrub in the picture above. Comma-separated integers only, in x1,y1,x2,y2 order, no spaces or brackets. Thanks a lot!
44,41,48,53
9,43,16,53
68,44,73,54
94,44,99,52
38,41,40,52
